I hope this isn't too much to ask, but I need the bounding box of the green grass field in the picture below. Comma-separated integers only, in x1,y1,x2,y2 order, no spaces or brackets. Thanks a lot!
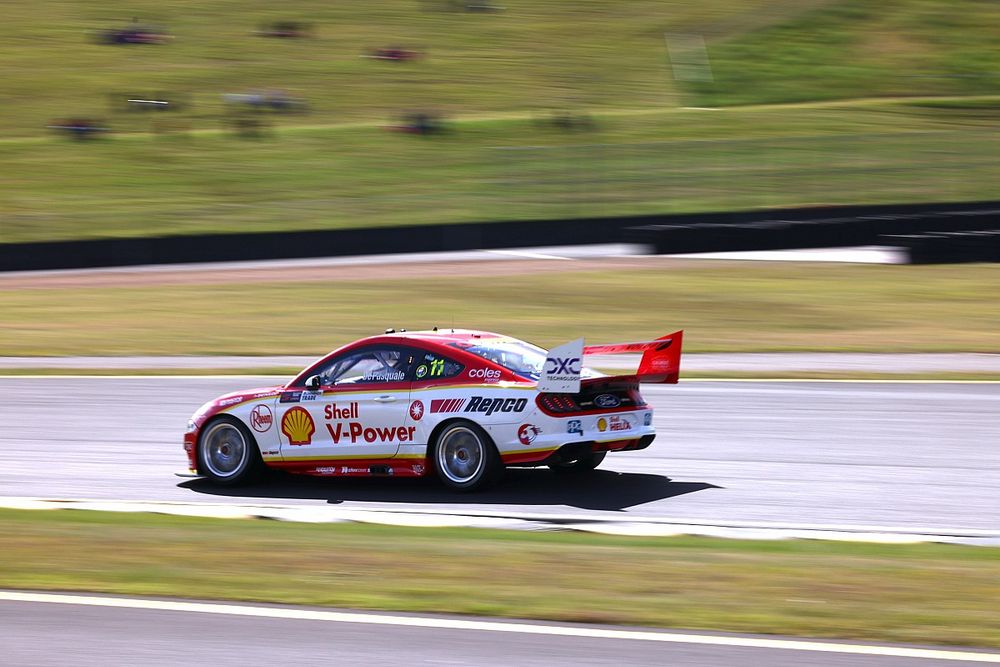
2,262,998,356
2,509,998,648
1,1,999,244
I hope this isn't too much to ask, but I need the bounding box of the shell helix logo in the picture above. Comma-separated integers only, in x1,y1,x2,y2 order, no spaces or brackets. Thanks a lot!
281,406,315,446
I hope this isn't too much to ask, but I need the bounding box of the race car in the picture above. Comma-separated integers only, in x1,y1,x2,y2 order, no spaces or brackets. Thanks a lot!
183,328,682,491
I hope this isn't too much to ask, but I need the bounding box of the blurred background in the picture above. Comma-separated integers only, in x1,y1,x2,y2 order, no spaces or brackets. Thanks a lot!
1,0,998,244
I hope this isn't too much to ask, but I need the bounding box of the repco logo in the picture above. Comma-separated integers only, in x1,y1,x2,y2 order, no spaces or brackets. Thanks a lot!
544,356,581,375
465,396,527,416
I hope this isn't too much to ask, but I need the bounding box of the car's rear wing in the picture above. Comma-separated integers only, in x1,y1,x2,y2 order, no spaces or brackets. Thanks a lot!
538,330,683,393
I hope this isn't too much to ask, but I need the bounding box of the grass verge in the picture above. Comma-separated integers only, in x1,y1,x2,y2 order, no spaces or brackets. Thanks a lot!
1,262,999,356
2,102,999,243
1,508,998,648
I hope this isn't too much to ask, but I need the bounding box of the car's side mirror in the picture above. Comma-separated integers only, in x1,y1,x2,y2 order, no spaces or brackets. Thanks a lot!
305,375,321,390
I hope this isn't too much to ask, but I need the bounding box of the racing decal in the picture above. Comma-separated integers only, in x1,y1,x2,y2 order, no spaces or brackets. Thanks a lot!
517,424,541,446
643,412,653,426
325,422,416,445
538,338,584,393
321,400,415,444
408,400,424,421
415,365,429,379
280,391,302,403
468,367,501,381
362,370,405,382
218,396,243,407
567,419,583,436
250,405,273,433
412,463,425,475
300,391,321,401
464,396,527,416
281,407,315,446
593,393,621,409
431,398,466,413
598,415,632,433
324,402,359,420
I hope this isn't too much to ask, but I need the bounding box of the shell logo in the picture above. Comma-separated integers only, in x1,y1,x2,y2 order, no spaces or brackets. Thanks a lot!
281,406,315,446
597,417,608,432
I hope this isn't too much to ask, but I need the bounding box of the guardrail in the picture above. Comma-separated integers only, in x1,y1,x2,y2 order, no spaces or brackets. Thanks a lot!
1,200,998,272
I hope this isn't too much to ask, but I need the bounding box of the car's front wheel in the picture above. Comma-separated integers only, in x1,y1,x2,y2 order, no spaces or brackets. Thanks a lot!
433,422,502,491
198,417,264,485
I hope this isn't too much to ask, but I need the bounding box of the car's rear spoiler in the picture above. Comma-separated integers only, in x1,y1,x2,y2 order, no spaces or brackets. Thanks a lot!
538,330,683,393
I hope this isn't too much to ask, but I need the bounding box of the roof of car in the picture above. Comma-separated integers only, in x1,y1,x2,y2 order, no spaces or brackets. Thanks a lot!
382,329,512,344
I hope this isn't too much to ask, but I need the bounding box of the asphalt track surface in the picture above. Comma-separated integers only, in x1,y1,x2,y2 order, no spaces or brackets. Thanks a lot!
2,592,998,666
3,377,998,533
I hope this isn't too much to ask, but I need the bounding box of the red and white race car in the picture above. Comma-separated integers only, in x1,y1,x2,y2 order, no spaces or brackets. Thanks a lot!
183,328,682,491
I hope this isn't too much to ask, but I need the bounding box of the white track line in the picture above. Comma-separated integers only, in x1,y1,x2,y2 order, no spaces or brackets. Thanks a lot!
1,591,997,662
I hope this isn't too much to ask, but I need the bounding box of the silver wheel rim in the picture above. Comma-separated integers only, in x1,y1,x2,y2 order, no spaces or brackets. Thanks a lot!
201,422,247,478
436,426,484,484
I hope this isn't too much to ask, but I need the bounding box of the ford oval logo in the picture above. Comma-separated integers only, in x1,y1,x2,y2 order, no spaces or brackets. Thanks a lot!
593,393,621,408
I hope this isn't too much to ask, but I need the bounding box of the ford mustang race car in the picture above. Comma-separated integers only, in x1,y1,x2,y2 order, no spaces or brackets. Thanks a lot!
183,328,682,491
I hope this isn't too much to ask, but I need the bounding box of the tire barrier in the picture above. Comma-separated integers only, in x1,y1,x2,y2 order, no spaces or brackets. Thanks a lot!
882,230,1000,264
2,200,999,272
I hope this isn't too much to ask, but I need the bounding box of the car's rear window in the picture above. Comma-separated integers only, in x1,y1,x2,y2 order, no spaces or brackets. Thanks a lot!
450,339,547,380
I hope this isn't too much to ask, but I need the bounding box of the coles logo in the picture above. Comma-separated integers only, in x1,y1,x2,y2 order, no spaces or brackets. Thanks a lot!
250,404,273,432
517,424,541,446
281,406,315,446
409,400,424,421
469,368,502,380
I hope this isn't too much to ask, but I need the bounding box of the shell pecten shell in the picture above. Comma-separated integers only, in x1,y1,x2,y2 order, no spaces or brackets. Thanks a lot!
281,406,315,445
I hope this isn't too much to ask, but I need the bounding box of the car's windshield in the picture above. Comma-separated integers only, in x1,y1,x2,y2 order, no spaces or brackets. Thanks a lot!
451,338,601,381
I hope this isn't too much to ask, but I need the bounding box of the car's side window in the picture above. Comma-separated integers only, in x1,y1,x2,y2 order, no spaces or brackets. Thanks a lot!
320,347,415,385
412,351,464,381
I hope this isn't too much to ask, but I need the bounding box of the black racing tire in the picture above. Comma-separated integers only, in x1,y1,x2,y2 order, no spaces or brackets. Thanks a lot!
198,416,265,486
432,421,503,492
548,450,607,473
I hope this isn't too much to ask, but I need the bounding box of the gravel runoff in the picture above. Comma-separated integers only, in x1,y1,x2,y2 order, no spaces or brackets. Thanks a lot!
1,353,999,373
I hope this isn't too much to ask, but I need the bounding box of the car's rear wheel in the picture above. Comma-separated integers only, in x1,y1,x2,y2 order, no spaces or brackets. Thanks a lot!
198,417,264,485
549,450,607,473
433,422,502,491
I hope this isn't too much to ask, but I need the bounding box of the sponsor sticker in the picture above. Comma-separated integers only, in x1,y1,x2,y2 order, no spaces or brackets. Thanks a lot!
606,415,633,432
340,466,368,474
468,368,501,381
567,419,583,436
465,396,527,416
643,412,653,426
415,365,429,379
315,467,337,475
409,400,424,421
279,391,302,404
250,404,273,432
325,422,416,445
281,406,315,446
324,402,359,421
597,417,608,432
218,396,243,407
517,423,541,446
412,464,425,475
300,391,321,401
